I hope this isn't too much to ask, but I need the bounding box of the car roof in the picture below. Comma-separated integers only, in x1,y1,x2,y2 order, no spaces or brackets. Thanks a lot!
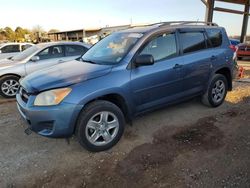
118,22,222,34
36,41,90,49
0,42,33,46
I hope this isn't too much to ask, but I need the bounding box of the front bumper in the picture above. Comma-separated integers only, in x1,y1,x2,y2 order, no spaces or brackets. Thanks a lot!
16,92,83,138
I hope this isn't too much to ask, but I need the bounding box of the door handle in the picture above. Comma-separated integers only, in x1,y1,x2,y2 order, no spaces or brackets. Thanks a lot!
58,60,64,63
211,55,217,61
173,64,183,69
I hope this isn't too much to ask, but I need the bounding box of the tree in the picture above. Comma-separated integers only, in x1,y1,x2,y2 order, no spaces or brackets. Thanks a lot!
15,27,30,41
32,25,44,34
0,28,7,41
31,25,46,42
48,29,60,33
4,27,15,41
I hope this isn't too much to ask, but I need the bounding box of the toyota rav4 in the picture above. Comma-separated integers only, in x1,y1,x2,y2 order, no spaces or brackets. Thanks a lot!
16,21,234,152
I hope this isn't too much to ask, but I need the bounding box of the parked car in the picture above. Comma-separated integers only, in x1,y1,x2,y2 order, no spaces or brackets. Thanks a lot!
229,38,240,47
0,43,34,60
229,39,240,79
0,42,90,98
17,21,234,152
236,43,250,60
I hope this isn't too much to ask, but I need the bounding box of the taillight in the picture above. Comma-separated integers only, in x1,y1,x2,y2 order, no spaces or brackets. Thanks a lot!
229,44,237,52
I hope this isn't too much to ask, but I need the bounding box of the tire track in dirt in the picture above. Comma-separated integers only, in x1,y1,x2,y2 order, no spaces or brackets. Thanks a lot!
83,116,224,188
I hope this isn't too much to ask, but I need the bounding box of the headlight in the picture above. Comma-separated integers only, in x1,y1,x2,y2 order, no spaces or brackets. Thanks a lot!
34,88,72,106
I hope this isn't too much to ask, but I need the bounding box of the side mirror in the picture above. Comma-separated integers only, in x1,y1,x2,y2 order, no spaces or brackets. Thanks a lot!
30,56,40,62
135,54,154,67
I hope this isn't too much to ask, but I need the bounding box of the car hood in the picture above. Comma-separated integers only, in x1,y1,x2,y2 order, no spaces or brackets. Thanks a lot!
21,60,112,93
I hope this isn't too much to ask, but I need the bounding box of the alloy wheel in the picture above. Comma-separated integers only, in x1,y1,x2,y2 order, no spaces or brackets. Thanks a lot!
85,111,119,146
211,80,225,103
1,79,20,97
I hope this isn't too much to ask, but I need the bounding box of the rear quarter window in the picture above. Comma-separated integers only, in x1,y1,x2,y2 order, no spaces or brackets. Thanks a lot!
65,45,87,56
206,29,222,47
21,44,32,51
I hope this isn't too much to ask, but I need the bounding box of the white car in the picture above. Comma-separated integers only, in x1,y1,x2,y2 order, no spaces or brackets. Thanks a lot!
0,43,34,60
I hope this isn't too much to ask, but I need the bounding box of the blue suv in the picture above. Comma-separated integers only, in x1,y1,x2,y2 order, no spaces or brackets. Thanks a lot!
16,22,234,152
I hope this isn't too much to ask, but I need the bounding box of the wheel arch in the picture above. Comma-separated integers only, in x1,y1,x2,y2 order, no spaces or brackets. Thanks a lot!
84,93,131,123
214,67,232,91
0,73,22,80
73,93,132,135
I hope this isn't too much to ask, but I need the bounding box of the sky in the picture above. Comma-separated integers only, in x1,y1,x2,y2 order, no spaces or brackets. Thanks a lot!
0,0,248,36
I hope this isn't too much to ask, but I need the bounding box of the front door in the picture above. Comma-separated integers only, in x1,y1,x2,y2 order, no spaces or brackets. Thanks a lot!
130,32,184,113
25,45,65,75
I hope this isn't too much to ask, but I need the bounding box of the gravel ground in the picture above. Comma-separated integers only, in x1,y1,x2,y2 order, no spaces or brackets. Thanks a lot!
0,67,249,188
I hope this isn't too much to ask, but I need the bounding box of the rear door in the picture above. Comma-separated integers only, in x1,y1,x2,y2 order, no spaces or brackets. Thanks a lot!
25,45,65,74
206,28,232,67
178,29,212,95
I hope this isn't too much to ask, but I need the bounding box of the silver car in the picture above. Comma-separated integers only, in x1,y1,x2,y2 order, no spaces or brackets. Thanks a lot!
0,41,90,98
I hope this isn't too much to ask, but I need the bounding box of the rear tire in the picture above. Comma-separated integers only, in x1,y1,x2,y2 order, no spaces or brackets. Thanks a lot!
0,75,20,98
202,74,228,107
76,100,125,152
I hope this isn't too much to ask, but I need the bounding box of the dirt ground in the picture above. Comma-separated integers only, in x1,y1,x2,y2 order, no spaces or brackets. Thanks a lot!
0,63,250,188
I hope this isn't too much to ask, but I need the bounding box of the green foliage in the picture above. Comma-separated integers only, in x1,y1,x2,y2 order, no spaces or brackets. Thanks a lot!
0,26,32,42
0,26,58,42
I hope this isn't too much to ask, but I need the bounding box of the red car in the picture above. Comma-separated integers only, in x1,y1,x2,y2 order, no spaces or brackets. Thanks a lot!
237,43,250,60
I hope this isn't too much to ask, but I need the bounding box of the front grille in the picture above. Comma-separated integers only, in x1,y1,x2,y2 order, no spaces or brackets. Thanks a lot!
20,87,30,103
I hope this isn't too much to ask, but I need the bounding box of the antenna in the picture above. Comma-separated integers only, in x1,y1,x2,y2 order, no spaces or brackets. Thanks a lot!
196,19,199,25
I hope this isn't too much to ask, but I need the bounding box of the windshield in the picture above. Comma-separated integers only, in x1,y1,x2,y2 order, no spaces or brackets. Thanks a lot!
11,45,38,61
81,32,143,65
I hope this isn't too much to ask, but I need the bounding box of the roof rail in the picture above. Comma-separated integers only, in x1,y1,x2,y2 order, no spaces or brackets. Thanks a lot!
148,21,218,27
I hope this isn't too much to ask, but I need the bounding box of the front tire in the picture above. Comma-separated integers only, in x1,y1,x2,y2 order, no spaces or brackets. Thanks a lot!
202,74,228,107
76,100,125,152
0,75,20,98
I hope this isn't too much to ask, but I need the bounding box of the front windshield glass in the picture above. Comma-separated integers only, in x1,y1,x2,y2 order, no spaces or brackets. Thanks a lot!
82,32,143,65
11,45,38,61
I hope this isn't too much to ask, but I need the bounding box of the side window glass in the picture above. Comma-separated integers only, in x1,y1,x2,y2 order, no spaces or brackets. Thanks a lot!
37,46,63,60
50,46,63,58
140,33,177,61
65,45,87,56
206,29,222,47
180,32,206,54
37,48,50,60
1,45,20,53
21,44,32,51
